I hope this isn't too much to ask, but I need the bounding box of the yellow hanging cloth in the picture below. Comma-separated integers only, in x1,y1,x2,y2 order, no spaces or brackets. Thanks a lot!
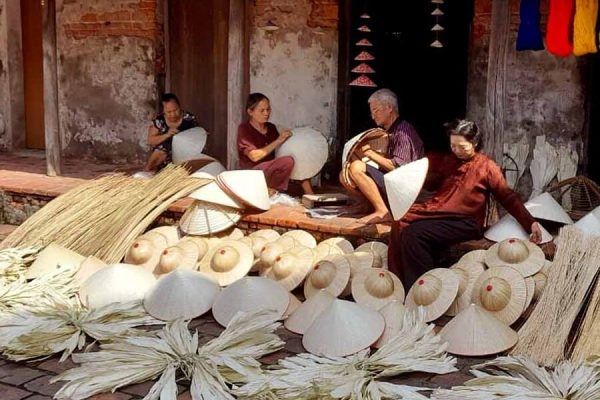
573,0,599,56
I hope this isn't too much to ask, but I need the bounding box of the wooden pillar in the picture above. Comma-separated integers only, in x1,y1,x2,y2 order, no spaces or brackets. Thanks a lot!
484,0,511,164
41,0,61,176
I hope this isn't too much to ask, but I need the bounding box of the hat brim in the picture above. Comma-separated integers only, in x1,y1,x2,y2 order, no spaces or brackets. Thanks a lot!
484,240,545,277
471,266,527,325
445,260,486,316
179,200,242,236
304,254,351,299
405,268,460,322
265,246,315,291
351,268,405,310
355,242,388,269
198,240,254,286
275,127,328,180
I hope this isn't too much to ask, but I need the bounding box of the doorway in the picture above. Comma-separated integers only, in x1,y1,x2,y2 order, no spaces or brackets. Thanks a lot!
338,0,474,156
587,54,600,183
21,0,45,149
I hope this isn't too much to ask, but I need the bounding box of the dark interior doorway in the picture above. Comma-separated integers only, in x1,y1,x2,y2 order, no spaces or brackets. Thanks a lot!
587,54,600,183
338,0,474,158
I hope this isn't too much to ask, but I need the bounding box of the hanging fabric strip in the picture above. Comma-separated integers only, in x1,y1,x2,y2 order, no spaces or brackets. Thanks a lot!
546,0,575,56
573,0,599,56
516,0,544,51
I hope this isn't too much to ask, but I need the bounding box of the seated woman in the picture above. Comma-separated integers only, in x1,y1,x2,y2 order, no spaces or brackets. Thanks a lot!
388,119,542,288
237,93,313,195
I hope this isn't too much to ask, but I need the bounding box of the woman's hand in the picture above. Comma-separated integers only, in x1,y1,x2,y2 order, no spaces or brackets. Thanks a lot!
168,127,179,137
278,129,293,143
530,222,542,244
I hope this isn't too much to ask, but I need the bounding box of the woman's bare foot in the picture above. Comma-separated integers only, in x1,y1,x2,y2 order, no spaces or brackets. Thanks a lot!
357,210,392,225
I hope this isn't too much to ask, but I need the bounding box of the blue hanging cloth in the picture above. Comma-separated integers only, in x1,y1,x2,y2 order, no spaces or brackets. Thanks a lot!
516,0,545,51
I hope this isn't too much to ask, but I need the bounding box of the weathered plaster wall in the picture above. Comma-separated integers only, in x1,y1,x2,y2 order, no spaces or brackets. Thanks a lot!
56,0,162,162
250,0,339,143
467,0,586,193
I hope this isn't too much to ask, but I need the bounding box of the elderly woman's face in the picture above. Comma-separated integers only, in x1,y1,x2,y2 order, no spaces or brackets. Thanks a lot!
450,134,476,160
369,101,393,128
163,100,182,123
247,99,272,124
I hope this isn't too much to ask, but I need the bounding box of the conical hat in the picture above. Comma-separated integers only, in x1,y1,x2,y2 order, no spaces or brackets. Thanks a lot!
198,240,253,286
216,170,270,211
318,237,354,254
471,266,527,325
351,268,405,310
249,229,281,242
574,206,600,236
212,276,289,327
25,243,86,280
405,268,460,322
259,236,298,267
73,256,107,287
283,293,302,319
445,260,486,316
341,251,375,297
156,241,200,274
383,158,429,221
124,232,168,272
275,127,328,180
284,290,336,334
439,304,518,356
282,230,317,248
79,263,156,309
373,300,406,348
313,242,345,263
148,226,181,247
143,269,220,320
302,299,385,357
342,128,387,165
484,214,553,244
265,245,315,291
188,180,243,209
179,200,241,236
484,238,545,277
524,276,535,310
525,192,573,225
172,127,208,164
303,254,351,298
195,159,227,176
190,171,215,180
456,249,487,266
238,236,266,273
227,228,245,240
355,242,388,269
532,271,547,300
179,236,210,261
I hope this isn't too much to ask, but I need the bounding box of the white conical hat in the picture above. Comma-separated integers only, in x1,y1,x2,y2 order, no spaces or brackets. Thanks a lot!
124,232,168,273
318,237,354,254
156,241,200,274
351,268,405,310
143,269,220,320
79,263,156,309
179,200,241,236
259,236,298,267
355,242,388,269
383,158,429,221
216,170,270,211
284,290,336,334
471,266,527,325
484,238,545,277
249,229,280,242
525,192,573,225
341,128,387,166
445,260,486,317
282,230,317,248
304,254,351,298
198,240,253,286
439,304,518,356
188,180,243,209
373,300,406,348
191,158,227,176
179,236,210,261
172,127,208,164
313,242,345,264
484,214,553,244
283,293,302,319
405,268,460,322
275,127,328,180
226,228,245,240
25,243,86,280
148,226,181,247
302,299,385,357
456,249,487,266
211,276,289,327
574,206,600,236
190,171,215,180
341,251,375,297
265,245,315,291
73,256,107,287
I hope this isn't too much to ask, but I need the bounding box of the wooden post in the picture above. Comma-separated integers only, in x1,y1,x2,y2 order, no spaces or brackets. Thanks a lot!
484,0,511,164
41,0,62,176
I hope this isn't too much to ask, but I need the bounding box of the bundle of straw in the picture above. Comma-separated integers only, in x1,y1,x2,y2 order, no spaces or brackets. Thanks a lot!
571,275,600,361
52,310,284,400
1,166,209,263
235,308,456,399
431,356,600,399
511,226,600,366
0,246,40,285
0,297,159,362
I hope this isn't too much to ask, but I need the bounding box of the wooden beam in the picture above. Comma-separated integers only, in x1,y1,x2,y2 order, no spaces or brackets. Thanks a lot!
41,0,61,176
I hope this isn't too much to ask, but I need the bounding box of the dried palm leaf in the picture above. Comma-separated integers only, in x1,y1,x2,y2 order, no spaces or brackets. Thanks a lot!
52,310,283,400
557,145,579,210
529,135,559,199
0,246,40,285
236,308,455,399
431,356,600,399
503,140,529,189
0,296,159,362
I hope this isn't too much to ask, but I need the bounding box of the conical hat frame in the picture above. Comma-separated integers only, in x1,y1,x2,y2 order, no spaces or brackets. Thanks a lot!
178,200,241,236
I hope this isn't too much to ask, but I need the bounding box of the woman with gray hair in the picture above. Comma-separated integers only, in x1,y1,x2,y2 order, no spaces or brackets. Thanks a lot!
347,88,424,224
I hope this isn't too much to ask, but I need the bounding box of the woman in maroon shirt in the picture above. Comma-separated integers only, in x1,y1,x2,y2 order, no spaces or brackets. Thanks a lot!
388,119,542,287
237,93,313,195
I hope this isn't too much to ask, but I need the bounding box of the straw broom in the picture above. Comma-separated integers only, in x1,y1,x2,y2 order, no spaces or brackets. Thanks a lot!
52,310,284,400
510,226,600,366
0,166,209,263
431,356,600,399
571,274,600,361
